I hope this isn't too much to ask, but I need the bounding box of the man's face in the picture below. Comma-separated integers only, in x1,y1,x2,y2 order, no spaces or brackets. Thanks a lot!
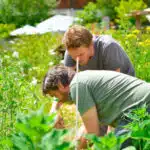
48,89,69,103
68,43,94,66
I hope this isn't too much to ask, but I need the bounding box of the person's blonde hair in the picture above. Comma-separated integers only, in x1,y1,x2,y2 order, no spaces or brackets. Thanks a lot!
62,25,93,49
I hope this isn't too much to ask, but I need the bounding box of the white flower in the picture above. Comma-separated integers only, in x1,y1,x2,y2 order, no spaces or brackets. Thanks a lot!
17,61,21,65
49,49,56,55
34,100,37,105
49,61,54,66
31,77,37,86
22,74,26,77
14,78,18,81
12,51,19,58
60,60,64,64
9,40,15,44
12,72,17,75
20,67,24,73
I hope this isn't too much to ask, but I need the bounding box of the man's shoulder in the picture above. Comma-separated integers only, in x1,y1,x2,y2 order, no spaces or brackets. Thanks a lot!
70,71,88,86
70,70,115,86
95,35,120,50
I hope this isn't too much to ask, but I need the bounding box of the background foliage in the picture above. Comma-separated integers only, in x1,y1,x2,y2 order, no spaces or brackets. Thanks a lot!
115,0,147,29
76,0,149,29
0,0,57,27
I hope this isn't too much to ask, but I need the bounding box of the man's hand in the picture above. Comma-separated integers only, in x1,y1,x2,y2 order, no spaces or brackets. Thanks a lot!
54,114,65,129
50,101,65,129
77,106,100,149
76,126,88,150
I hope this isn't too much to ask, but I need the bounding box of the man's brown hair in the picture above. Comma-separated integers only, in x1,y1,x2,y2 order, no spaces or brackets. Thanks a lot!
42,65,75,95
63,25,93,49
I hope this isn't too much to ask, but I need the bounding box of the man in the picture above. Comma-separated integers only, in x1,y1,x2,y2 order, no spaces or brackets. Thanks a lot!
43,65,150,149
63,25,135,76
51,24,135,131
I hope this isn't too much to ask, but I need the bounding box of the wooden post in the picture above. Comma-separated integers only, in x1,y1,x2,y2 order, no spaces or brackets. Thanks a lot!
135,15,141,30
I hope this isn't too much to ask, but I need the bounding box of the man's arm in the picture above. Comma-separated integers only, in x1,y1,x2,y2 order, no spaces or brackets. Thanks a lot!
103,42,128,72
50,101,65,129
78,106,100,150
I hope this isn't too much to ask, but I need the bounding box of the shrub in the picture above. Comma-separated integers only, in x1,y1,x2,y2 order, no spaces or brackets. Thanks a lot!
96,0,119,21
0,50,43,137
0,105,74,150
75,0,119,25
75,2,102,25
115,0,147,29
0,33,62,143
0,0,57,27
125,105,150,149
11,33,63,80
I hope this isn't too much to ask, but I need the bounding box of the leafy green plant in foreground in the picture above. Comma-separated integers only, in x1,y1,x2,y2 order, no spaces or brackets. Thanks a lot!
4,105,74,150
86,132,127,150
125,105,150,150
84,105,150,150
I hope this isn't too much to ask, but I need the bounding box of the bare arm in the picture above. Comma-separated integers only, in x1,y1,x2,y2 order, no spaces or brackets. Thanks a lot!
50,101,65,129
78,106,100,150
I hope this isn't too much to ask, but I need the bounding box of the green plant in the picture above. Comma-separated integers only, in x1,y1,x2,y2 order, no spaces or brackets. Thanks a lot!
0,50,39,138
0,0,57,27
0,24,15,38
75,0,120,25
124,105,150,150
115,0,147,29
4,105,74,150
96,0,119,20
102,28,150,82
11,33,63,80
86,132,127,150
75,2,102,25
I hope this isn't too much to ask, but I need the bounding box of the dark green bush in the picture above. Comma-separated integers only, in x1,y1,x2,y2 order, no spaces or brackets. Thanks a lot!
0,0,57,27
76,2,102,25
75,0,119,25
0,105,74,150
96,0,119,21
115,0,147,29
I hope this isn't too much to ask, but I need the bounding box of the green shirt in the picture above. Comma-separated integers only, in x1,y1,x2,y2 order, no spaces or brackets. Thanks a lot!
69,70,150,126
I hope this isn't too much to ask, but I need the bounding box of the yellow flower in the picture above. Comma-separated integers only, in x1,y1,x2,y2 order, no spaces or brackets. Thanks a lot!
140,39,150,47
125,34,137,40
139,42,145,47
132,29,140,34
146,26,150,32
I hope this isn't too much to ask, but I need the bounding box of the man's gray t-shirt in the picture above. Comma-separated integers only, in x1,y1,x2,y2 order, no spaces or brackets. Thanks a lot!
64,35,135,76
69,71,150,127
